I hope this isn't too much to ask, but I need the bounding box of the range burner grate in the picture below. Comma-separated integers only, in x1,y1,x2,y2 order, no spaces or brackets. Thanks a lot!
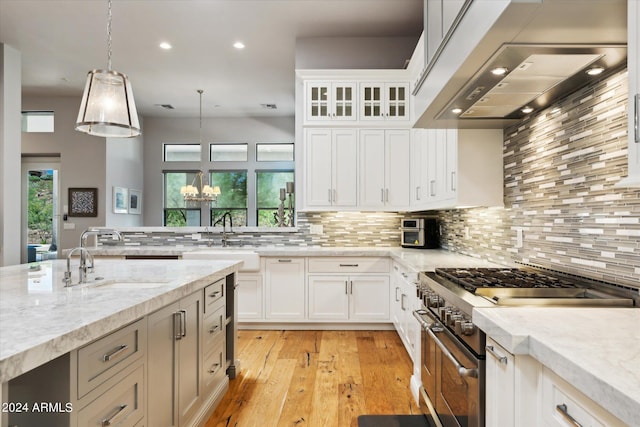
435,268,578,294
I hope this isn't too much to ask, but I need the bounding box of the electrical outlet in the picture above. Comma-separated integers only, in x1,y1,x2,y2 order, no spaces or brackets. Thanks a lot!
63,222,75,230
309,224,323,234
515,228,524,248
464,226,470,239
192,233,202,240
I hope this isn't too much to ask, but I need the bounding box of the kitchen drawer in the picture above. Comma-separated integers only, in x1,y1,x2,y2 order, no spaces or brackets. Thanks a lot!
203,340,226,393
203,305,225,354
76,318,146,399
204,278,225,314
541,367,625,427
76,363,145,427
308,257,390,273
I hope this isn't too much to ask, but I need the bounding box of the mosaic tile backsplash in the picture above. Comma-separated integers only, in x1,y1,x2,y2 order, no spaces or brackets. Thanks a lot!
439,69,640,289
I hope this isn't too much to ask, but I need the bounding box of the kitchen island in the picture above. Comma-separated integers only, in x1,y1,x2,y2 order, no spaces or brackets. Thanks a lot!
0,258,240,427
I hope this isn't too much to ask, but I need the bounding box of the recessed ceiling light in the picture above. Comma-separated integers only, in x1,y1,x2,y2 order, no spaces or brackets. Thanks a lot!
451,108,463,114
159,42,172,50
491,67,509,76
521,106,534,114
586,66,604,76
233,41,245,49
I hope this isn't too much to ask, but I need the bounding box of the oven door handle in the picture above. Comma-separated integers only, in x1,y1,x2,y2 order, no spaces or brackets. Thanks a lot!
413,310,444,332
427,327,479,378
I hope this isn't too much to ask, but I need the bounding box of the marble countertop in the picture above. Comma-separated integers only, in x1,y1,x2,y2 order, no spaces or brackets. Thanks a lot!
474,307,640,426
0,258,240,383
85,245,506,272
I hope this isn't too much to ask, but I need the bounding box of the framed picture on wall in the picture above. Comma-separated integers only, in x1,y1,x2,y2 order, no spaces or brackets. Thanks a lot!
68,187,98,217
113,186,128,214
129,189,142,215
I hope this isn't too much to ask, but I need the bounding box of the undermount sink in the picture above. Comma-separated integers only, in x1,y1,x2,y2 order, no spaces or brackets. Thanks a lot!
93,280,170,290
181,249,260,272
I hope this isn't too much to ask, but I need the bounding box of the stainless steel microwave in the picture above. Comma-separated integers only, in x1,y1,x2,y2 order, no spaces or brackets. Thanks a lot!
401,217,439,249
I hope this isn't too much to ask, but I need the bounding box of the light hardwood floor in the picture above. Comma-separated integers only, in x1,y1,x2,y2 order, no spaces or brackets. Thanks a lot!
204,330,420,427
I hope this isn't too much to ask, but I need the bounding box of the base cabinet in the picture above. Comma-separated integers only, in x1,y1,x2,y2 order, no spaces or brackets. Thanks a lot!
391,262,419,361
265,258,306,320
147,291,203,427
237,273,264,320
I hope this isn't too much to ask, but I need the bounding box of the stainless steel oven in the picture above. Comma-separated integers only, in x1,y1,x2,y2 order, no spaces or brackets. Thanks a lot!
414,309,483,427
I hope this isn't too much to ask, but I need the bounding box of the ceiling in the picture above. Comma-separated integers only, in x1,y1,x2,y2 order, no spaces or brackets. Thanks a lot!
0,0,423,118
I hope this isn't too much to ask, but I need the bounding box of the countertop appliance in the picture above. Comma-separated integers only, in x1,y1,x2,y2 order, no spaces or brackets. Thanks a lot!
401,217,439,249
412,265,638,427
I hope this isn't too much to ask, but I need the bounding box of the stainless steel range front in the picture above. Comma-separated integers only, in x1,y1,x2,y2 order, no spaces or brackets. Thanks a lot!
412,266,638,427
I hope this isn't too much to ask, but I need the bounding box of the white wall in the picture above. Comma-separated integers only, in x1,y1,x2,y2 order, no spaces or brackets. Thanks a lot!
105,127,145,227
142,116,295,226
0,44,22,266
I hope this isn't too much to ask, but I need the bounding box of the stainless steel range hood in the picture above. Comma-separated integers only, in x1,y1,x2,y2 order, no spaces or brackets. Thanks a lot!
413,0,627,129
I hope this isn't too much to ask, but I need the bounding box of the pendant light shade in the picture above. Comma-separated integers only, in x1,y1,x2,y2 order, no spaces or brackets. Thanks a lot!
75,0,141,138
76,69,140,137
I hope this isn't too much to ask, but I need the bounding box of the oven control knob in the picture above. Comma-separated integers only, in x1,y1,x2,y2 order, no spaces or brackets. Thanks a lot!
439,307,451,319
455,320,476,336
429,295,444,308
449,313,463,327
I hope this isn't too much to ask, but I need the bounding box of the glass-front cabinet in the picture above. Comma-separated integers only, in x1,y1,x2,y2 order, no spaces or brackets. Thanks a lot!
305,81,356,121
359,82,409,121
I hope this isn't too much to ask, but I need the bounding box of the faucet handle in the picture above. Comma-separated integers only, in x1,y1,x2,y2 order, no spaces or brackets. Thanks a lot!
63,271,72,286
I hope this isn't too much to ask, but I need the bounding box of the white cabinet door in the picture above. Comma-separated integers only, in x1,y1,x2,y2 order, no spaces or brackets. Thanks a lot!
306,81,331,121
332,129,358,206
360,83,385,120
385,83,410,121
265,258,305,320
485,337,515,427
443,128,458,201
359,129,387,207
385,129,411,208
350,275,390,321
308,275,350,320
359,83,410,121
622,0,640,185
305,128,333,207
305,128,357,208
237,273,263,320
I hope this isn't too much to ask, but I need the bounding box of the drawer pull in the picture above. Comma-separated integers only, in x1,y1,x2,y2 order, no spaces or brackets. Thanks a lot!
339,263,359,267
208,362,221,374
209,324,221,334
102,344,129,362
101,404,128,426
485,345,508,365
278,259,292,263
556,404,583,427
209,290,222,298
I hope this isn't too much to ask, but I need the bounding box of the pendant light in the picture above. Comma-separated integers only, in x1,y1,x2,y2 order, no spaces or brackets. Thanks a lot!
180,90,221,203
75,0,141,138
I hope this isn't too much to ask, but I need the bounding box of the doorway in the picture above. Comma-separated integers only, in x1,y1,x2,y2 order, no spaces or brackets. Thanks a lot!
21,158,60,263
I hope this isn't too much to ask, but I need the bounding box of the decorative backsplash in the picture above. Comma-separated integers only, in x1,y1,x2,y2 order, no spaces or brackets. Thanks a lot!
101,211,402,248
439,68,640,289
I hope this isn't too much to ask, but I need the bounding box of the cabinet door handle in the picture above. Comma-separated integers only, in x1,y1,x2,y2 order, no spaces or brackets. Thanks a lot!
556,404,583,427
395,286,401,302
102,344,129,362
385,188,389,202
350,280,353,295
333,189,337,202
174,312,182,341
101,404,128,426
278,259,292,263
485,345,508,364
635,93,639,143
345,281,349,295
381,188,385,202
416,186,421,200
180,310,187,338
401,294,407,311
328,189,332,203
451,171,456,191
430,180,436,197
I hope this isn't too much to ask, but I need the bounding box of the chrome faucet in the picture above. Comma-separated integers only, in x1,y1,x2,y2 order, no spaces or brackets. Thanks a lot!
64,247,95,286
214,212,233,247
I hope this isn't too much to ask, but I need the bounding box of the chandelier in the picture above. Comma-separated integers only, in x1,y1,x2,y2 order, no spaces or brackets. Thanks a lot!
75,0,141,138
180,90,221,203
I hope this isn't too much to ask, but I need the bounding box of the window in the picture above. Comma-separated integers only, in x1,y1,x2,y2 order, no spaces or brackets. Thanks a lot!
256,143,294,161
164,144,201,162
162,141,293,227
211,144,248,161
22,111,54,133
163,172,202,226
210,171,248,226
256,171,294,227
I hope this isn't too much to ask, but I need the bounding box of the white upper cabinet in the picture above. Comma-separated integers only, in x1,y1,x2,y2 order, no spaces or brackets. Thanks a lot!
424,0,466,65
619,0,640,186
359,129,411,209
359,82,410,121
305,81,357,122
409,128,503,211
304,128,357,208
